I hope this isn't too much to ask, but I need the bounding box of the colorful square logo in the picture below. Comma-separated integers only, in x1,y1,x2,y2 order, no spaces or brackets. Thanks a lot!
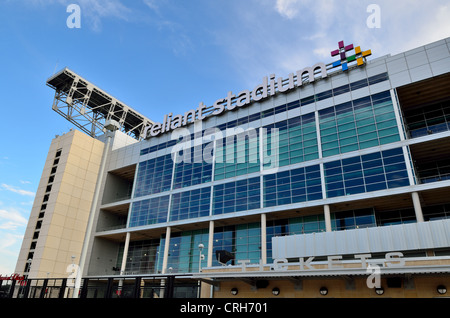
331,40,372,71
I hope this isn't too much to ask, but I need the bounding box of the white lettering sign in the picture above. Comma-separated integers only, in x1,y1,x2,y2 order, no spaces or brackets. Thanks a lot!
143,63,328,139
230,252,405,273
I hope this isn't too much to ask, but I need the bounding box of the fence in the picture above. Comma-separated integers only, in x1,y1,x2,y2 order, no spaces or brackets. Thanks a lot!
0,274,200,299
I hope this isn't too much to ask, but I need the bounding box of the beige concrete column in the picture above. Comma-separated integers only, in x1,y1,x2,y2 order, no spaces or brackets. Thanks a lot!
324,204,332,232
412,192,425,222
117,232,131,295
161,226,171,274
120,232,131,275
261,213,267,264
207,221,214,267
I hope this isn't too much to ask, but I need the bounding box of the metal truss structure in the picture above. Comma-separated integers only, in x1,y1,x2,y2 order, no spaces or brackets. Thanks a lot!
46,68,154,140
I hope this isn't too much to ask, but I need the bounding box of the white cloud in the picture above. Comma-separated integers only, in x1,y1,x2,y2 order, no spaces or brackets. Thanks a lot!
259,0,450,75
0,263,15,275
0,233,24,275
0,233,24,250
274,0,337,27
313,47,331,59
0,204,28,274
143,0,159,12
275,0,304,19
1,184,35,197
78,0,130,19
0,209,28,228
400,3,450,54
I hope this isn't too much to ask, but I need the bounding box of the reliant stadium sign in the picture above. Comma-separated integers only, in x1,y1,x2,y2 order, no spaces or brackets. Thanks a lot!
143,41,371,139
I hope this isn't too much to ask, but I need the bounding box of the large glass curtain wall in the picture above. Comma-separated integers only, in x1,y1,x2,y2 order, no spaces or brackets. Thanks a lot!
155,225,260,272
117,223,262,273
119,202,450,273
134,90,400,202
129,90,410,228
121,89,418,273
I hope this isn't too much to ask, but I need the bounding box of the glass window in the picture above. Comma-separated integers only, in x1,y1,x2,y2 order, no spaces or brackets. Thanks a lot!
333,84,350,96
324,148,409,198
263,165,322,207
213,178,260,215
134,154,174,197
376,207,416,226
213,223,261,266
319,91,400,157
118,239,162,274
129,195,170,227
215,130,260,180
404,99,450,138
333,208,376,231
266,216,326,262
158,230,209,273
262,114,319,170
350,78,368,90
240,223,261,261
170,187,211,221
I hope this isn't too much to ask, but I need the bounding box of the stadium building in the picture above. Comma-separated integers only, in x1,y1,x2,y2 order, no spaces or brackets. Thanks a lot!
11,37,450,298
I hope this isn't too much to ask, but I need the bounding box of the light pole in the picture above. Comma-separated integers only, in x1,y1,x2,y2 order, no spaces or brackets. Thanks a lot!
198,243,204,272
197,243,205,299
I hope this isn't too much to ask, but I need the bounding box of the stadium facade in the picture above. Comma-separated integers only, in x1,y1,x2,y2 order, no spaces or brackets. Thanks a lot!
13,37,450,298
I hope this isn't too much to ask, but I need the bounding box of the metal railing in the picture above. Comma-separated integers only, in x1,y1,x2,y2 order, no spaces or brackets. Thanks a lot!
0,274,199,299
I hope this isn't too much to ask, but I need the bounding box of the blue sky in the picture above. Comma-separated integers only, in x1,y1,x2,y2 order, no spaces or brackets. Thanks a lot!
0,0,449,275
